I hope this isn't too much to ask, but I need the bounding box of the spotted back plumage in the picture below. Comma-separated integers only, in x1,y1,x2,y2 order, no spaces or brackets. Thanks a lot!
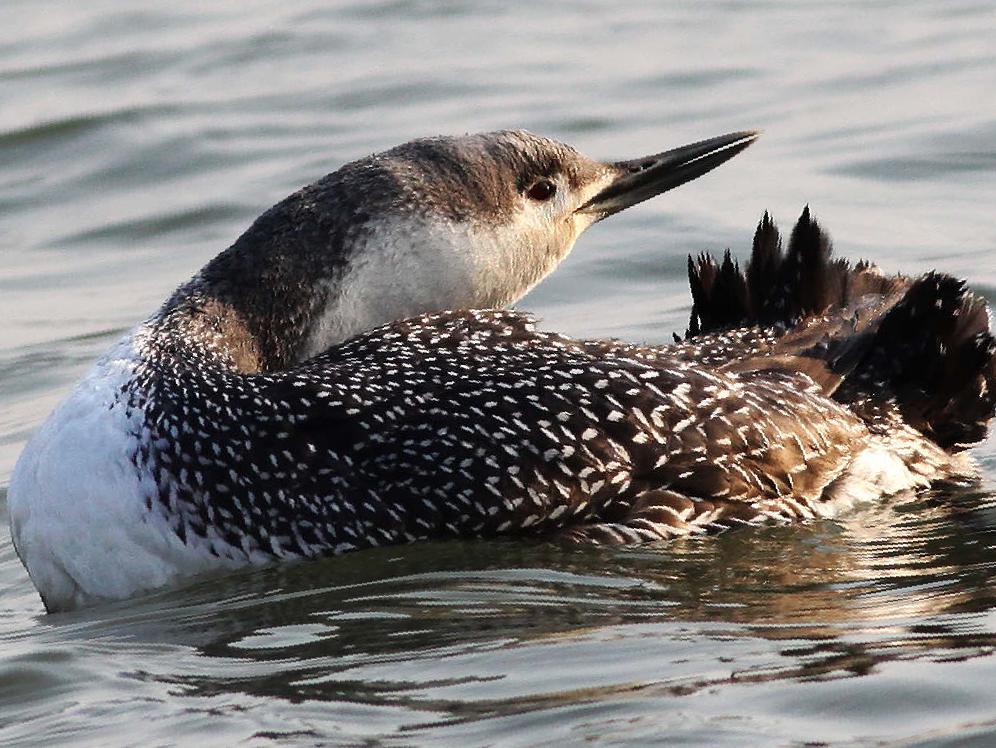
133,298,871,561
120,208,996,563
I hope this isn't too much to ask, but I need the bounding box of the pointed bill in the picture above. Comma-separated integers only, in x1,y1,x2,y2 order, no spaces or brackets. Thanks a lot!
577,130,760,219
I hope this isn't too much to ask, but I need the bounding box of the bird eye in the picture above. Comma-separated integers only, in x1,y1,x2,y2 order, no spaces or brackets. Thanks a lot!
525,179,557,202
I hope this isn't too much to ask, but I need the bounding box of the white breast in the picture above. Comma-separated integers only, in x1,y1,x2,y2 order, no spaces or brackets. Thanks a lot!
7,328,240,612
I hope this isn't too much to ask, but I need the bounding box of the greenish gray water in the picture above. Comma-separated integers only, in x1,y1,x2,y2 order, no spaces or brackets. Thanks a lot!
2,1,996,745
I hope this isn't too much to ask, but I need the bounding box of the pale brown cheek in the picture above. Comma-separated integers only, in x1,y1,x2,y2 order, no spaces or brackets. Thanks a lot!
554,222,581,260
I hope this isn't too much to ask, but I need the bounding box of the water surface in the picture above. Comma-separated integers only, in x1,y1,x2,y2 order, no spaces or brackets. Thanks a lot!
2,1,996,745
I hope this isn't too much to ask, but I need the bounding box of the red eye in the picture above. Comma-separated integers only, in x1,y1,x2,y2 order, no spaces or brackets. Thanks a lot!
525,179,557,201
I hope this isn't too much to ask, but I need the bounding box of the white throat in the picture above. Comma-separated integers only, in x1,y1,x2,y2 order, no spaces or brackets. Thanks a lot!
300,213,586,360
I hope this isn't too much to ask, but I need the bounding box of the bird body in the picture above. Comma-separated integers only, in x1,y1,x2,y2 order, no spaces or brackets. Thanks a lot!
9,130,995,612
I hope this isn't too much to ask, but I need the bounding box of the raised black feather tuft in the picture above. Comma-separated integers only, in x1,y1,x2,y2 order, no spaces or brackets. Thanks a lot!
688,208,903,335
686,208,996,451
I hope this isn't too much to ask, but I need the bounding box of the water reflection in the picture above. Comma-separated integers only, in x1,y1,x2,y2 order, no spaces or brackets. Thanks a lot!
28,484,993,738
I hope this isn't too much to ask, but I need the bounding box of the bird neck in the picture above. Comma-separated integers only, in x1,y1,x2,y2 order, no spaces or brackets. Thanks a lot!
153,175,578,373
157,222,340,373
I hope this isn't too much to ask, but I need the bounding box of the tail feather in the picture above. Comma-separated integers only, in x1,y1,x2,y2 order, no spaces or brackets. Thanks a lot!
685,208,996,451
746,211,783,318
846,273,996,448
688,207,906,334
686,251,747,335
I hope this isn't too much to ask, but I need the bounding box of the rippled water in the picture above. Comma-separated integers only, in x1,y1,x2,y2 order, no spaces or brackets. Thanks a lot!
2,1,996,745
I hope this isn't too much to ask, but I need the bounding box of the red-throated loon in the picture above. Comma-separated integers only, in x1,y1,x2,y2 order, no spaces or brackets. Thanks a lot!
9,130,996,613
